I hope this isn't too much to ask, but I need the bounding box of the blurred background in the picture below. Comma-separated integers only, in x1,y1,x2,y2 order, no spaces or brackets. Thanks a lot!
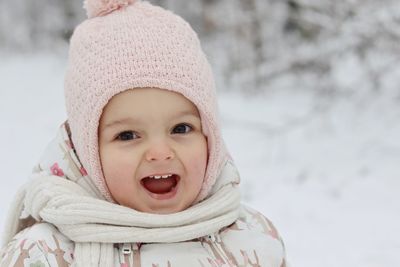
1,0,399,266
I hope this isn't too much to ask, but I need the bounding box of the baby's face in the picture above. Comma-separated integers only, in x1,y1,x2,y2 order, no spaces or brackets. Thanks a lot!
98,88,208,214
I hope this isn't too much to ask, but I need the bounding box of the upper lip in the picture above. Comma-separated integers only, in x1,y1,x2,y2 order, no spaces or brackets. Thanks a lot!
139,172,180,180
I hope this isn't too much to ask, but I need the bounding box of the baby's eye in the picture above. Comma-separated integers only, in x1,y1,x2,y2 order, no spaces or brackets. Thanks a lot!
116,131,139,141
172,123,192,134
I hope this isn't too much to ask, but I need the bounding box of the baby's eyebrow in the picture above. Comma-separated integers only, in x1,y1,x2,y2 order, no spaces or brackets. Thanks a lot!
102,109,200,131
174,109,200,119
102,118,139,131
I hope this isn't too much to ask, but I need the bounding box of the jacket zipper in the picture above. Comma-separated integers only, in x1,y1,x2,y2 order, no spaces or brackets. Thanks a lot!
119,243,132,267
120,243,141,267
207,233,234,267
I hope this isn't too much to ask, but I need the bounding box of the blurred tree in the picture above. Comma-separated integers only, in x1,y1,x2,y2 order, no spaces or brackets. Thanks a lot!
1,0,399,98
0,0,84,51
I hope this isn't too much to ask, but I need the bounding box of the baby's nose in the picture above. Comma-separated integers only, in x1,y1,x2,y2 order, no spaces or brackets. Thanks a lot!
145,141,174,162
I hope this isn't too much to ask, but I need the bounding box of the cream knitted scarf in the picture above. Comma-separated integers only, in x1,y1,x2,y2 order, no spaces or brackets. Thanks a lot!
1,123,241,266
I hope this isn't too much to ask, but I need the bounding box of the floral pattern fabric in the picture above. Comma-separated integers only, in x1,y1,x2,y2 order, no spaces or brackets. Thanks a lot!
0,223,74,267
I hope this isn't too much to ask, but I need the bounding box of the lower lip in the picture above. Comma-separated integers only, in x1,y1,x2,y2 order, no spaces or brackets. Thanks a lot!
142,178,180,200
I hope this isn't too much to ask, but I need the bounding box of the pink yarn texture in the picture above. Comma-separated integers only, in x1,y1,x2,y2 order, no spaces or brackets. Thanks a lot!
84,0,137,18
64,0,228,203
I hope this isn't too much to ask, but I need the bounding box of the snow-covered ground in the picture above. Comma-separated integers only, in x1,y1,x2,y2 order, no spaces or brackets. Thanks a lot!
0,52,399,266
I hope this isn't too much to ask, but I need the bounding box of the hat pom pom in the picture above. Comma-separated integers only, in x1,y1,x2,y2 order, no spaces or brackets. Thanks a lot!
84,0,137,18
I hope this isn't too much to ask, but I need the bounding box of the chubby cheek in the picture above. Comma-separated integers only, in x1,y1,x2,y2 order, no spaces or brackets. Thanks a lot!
185,141,208,189
101,148,138,196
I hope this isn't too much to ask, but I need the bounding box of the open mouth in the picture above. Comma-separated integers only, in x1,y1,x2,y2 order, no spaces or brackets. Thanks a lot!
140,174,180,195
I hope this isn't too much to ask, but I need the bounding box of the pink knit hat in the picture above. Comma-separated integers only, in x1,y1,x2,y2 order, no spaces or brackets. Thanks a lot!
64,0,228,203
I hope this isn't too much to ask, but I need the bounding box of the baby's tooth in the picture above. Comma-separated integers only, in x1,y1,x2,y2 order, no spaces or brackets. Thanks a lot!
161,175,169,178
154,175,161,179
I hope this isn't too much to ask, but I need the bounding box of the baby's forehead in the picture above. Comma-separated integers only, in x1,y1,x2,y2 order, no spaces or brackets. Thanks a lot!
108,88,199,112
100,88,202,129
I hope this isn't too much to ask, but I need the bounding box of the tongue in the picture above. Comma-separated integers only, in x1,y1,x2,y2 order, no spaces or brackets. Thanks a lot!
142,176,177,194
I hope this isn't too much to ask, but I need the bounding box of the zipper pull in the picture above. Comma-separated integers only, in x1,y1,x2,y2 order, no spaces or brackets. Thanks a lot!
207,233,217,243
122,243,132,255
119,243,132,266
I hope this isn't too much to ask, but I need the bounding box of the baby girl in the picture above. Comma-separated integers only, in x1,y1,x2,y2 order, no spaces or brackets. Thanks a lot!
0,1,287,266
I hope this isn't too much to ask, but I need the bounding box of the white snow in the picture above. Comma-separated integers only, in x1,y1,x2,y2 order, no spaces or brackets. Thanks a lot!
1,52,399,266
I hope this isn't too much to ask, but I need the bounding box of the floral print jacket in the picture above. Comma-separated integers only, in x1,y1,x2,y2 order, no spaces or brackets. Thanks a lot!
0,205,287,267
